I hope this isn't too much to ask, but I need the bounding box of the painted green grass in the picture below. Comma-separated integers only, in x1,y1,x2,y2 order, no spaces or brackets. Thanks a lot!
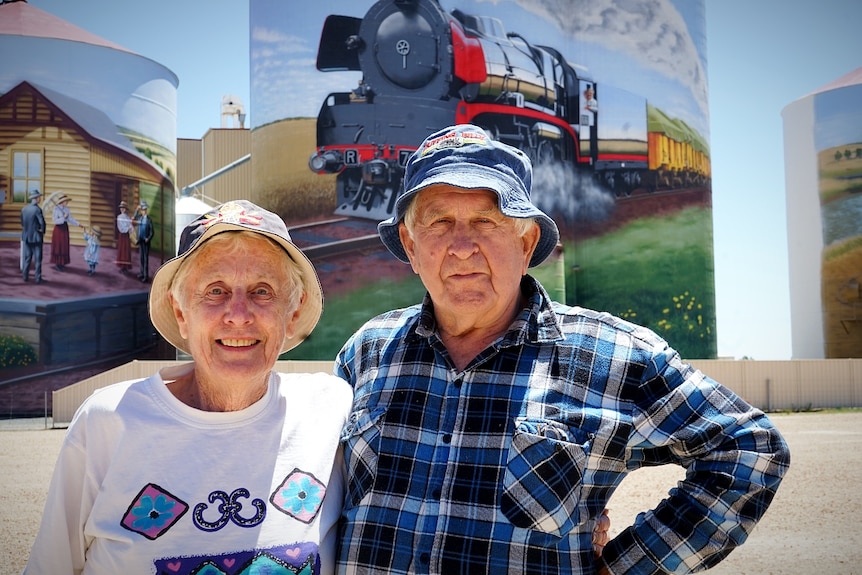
565,206,717,358
286,206,717,360
283,273,427,360
286,246,569,361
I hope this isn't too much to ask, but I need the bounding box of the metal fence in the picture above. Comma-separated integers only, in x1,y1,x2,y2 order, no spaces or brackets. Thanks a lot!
50,359,862,427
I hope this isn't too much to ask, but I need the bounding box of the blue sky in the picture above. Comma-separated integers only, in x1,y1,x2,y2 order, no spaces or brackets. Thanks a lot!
28,0,862,359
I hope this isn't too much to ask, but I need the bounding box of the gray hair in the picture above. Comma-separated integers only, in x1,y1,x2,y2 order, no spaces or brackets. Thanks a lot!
171,231,304,313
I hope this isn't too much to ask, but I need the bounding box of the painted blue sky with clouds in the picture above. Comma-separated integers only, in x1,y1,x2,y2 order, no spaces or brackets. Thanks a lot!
250,0,709,140
814,84,862,151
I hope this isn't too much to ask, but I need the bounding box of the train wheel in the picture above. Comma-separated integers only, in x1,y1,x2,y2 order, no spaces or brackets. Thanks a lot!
540,139,563,166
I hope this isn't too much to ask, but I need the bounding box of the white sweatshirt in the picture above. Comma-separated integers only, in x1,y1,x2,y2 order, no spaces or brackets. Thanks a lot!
23,364,352,575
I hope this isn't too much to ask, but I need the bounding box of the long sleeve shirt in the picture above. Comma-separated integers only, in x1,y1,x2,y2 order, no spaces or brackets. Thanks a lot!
24,366,352,575
334,275,789,575
52,204,80,227
116,213,133,234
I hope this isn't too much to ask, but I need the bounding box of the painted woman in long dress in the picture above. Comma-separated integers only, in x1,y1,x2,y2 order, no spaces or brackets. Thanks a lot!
115,201,133,274
50,193,82,271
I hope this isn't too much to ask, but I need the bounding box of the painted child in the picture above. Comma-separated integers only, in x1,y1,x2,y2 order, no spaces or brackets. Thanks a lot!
83,225,102,276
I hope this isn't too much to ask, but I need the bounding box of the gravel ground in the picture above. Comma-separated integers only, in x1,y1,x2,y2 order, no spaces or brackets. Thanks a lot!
3,410,861,574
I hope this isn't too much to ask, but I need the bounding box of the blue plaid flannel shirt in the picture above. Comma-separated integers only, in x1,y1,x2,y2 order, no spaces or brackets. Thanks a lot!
335,276,789,574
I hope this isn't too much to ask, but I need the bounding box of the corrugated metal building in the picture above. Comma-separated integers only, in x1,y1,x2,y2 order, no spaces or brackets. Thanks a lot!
177,128,251,206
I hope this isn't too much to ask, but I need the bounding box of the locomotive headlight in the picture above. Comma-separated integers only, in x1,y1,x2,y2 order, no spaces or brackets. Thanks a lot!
309,150,343,173
362,159,389,185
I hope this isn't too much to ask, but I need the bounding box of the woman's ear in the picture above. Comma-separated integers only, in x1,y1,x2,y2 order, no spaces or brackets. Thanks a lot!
170,293,188,340
284,292,306,340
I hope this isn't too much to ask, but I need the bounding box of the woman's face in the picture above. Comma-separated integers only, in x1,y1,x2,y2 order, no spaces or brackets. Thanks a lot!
170,233,302,387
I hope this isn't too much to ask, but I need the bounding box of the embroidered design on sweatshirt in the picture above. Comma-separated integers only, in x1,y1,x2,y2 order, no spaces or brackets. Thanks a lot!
120,483,189,540
153,542,320,575
194,487,267,531
270,469,326,524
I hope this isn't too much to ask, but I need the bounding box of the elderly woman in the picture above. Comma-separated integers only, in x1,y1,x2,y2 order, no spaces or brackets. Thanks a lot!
24,200,351,575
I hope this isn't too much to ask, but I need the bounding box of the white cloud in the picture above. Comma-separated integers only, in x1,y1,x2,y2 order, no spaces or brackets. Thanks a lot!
509,0,708,118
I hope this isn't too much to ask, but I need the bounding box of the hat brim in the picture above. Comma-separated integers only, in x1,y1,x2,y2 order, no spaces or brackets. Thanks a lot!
378,173,559,268
149,223,322,355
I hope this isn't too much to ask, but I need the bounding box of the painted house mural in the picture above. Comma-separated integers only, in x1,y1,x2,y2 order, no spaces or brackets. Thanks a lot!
0,1,176,371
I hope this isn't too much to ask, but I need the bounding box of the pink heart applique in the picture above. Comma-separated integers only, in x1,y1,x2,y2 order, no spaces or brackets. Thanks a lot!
286,547,302,559
167,561,181,572
223,558,236,568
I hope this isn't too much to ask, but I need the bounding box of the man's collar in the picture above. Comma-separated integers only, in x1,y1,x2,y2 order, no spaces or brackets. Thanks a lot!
414,275,562,345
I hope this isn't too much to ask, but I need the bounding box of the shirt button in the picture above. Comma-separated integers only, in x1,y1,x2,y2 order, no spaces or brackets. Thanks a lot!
420,553,430,564
442,433,451,443
454,378,462,388
432,488,441,499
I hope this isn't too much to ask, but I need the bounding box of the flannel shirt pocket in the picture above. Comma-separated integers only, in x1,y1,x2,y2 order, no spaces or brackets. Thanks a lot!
341,407,385,507
500,418,590,537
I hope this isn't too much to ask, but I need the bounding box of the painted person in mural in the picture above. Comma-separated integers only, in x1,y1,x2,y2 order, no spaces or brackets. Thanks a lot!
49,193,84,272
82,225,102,276
20,189,46,284
583,84,598,115
134,201,155,283
23,200,352,575
115,200,134,274
334,124,791,575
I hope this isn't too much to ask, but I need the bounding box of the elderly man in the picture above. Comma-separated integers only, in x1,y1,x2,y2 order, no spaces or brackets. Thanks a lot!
335,124,790,574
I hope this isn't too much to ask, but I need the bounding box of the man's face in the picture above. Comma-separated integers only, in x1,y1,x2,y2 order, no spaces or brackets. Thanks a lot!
399,185,539,335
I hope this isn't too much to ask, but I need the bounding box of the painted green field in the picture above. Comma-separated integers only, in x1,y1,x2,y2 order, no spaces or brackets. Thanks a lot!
566,205,717,359
283,273,427,360
286,205,717,360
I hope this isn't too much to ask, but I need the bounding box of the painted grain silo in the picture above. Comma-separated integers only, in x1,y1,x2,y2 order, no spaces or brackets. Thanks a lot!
0,0,178,369
250,0,715,361
0,0,177,258
783,67,862,359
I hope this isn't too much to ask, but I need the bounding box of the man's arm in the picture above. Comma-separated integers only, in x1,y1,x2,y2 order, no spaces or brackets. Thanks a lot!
601,350,790,574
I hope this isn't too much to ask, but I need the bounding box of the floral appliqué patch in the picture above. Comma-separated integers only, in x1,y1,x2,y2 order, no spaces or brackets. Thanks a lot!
270,469,326,524
121,483,189,539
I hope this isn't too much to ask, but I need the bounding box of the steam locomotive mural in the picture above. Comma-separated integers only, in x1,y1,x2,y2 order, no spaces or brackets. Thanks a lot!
308,0,710,220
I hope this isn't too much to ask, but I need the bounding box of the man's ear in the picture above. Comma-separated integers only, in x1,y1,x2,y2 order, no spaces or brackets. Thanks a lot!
398,223,420,274
521,222,541,274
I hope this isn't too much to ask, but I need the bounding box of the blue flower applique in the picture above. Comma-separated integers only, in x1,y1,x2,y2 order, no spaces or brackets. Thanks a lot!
270,469,326,524
121,483,189,540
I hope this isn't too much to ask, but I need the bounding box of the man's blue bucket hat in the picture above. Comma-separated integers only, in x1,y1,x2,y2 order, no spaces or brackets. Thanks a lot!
378,124,560,268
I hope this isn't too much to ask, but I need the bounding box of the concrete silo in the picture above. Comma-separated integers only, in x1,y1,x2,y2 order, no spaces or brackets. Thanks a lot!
783,67,862,358
0,0,178,254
